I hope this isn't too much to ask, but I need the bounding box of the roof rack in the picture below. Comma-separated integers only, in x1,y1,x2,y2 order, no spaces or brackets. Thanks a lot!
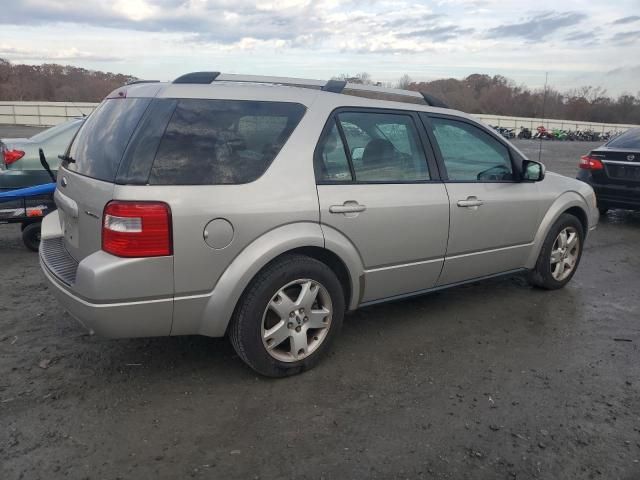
126,80,161,85
171,72,449,108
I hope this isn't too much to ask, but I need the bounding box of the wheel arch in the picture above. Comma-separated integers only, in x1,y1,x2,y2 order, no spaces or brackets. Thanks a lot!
525,192,590,269
185,222,363,337
564,206,588,235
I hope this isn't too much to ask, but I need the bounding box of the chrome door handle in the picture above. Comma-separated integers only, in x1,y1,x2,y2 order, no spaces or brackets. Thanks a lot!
329,202,367,214
457,197,484,208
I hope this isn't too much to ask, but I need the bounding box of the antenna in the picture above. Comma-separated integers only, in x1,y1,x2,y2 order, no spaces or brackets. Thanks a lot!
538,72,549,163
64,96,89,119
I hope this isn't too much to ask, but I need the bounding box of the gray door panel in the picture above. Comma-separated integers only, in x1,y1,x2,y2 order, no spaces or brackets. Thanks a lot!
423,115,542,285
438,180,541,285
317,183,449,302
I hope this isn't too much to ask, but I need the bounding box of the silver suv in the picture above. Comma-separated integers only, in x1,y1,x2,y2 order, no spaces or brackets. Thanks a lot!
39,72,598,377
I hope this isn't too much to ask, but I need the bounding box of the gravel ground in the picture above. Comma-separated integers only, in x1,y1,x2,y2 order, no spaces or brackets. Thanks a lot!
1,130,639,480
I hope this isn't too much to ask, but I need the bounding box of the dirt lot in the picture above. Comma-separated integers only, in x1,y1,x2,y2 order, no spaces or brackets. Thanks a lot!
1,131,639,480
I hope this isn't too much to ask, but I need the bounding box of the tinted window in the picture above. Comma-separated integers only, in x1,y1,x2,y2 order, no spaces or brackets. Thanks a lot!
116,99,178,185
66,98,151,181
149,100,305,185
336,112,429,182
315,120,352,182
430,117,513,181
606,128,640,149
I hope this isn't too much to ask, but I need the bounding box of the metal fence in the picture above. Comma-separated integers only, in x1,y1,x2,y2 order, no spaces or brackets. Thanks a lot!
0,101,98,126
0,101,638,132
474,114,637,134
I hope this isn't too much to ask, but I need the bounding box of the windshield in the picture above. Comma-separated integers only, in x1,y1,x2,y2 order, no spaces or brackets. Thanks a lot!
606,128,640,149
30,120,81,143
65,98,151,182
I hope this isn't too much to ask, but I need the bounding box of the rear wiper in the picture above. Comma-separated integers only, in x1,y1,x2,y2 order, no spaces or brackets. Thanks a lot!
58,154,76,163
39,149,57,182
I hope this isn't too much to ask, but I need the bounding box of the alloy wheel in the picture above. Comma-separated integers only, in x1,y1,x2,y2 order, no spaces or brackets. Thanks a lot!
261,279,333,362
550,226,580,281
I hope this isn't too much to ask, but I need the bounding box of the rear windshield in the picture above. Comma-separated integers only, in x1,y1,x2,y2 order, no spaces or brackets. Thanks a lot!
65,98,151,181
148,99,306,185
606,128,640,149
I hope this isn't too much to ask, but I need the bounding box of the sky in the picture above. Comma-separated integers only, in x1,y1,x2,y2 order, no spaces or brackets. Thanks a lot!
0,0,639,95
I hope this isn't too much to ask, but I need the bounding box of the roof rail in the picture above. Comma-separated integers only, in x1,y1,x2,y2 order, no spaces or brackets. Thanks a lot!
174,72,220,84
322,79,347,93
420,92,449,108
126,80,160,86
171,71,449,108
216,73,326,88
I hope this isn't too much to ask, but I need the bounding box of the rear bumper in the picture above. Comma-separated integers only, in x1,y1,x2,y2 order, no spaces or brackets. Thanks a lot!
40,255,174,338
577,172,640,210
38,210,174,338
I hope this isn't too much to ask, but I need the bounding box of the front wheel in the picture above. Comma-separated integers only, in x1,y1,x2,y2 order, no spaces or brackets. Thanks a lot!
229,254,345,377
22,222,42,252
528,214,584,290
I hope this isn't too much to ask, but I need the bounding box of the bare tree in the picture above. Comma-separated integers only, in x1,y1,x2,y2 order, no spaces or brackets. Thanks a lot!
396,74,412,90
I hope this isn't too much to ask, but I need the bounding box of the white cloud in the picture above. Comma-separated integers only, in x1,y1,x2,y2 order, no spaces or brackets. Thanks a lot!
0,0,638,94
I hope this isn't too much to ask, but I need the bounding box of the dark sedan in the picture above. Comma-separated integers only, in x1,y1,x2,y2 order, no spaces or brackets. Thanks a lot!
577,127,640,214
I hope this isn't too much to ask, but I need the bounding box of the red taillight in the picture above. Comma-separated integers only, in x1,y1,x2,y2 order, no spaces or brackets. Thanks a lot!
3,149,25,166
579,155,604,170
102,201,172,257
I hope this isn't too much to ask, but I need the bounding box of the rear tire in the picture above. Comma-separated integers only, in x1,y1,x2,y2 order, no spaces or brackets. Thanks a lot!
527,214,584,290
229,254,345,377
22,222,41,252
598,206,609,216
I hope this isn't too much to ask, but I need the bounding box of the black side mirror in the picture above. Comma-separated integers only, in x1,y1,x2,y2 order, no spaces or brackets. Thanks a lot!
522,159,545,182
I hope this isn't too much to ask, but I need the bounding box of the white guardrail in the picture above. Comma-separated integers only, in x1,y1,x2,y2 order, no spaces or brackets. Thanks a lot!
0,101,637,132
0,101,98,126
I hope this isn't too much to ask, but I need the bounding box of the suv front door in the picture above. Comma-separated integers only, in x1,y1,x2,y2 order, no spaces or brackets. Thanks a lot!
315,109,449,304
421,114,542,285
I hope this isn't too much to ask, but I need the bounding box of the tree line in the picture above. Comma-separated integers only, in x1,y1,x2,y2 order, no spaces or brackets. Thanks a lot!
337,72,640,125
0,59,135,102
0,59,638,124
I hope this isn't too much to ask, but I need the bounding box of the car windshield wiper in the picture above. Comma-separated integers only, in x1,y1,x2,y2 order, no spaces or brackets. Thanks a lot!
39,149,57,182
58,154,76,163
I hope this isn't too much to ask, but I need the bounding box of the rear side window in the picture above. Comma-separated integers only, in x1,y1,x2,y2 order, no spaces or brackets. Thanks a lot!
149,100,305,185
315,120,352,182
66,98,151,181
315,111,430,183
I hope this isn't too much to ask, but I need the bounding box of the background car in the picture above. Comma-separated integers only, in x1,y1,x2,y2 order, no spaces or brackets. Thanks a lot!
0,117,83,191
577,127,640,214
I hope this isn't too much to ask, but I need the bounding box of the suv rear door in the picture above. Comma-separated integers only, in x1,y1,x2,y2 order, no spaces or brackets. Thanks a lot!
315,108,449,304
57,96,152,261
421,113,541,285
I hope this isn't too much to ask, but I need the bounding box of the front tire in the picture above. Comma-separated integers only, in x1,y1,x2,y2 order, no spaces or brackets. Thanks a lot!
229,254,345,377
528,214,584,290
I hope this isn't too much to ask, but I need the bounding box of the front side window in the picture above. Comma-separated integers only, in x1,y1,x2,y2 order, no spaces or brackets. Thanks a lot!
315,111,429,183
149,100,305,185
429,117,514,182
